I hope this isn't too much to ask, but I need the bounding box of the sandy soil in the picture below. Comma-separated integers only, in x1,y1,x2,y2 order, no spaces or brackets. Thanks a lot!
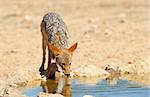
0,0,149,96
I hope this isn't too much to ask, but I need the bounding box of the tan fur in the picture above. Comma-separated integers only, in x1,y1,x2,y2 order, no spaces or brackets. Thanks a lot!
39,13,77,78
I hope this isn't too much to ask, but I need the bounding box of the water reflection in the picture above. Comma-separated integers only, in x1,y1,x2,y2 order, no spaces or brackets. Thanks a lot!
105,73,120,86
23,74,150,97
73,74,120,86
40,77,72,97
74,74,150,87
120,74,150,87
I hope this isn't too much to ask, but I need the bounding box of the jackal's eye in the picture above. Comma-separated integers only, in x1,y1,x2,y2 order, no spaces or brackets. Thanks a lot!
69,63,71,65
62,63,65,66
61,63,65,70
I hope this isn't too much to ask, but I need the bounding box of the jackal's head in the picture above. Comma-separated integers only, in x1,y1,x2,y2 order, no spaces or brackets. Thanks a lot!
49,43,78,77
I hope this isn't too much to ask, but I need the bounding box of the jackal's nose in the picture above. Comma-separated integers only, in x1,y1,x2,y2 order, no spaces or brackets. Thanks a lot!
66,74,70,77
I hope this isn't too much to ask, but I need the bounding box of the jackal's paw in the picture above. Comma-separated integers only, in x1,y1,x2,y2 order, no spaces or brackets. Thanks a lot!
39,70,46,76
41,75,46,81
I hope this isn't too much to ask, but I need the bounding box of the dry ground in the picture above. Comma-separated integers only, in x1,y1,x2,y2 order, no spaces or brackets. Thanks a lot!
0,0,149,96
0,0,149,75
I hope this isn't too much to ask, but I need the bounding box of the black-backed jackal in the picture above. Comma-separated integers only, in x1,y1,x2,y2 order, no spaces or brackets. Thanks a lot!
39,12,77,78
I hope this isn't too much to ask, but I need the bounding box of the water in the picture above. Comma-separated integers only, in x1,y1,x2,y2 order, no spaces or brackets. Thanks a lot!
23,75,150,97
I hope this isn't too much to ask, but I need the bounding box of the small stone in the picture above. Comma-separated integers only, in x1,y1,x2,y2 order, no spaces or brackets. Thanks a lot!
128,61,132,64
104,29,112,35
119,13,127,18
120,19,125,23
24,15,32,22
83,95,94,97
38,92,64,97
118,13,127,23
10,50,18,53
105,64,120,74
0,88,6,96
87,19,92,23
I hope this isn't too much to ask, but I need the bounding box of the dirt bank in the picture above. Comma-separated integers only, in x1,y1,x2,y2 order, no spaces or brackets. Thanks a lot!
0,0,149,96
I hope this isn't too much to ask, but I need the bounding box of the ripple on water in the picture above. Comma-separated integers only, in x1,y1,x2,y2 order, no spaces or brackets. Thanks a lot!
23,75,150,97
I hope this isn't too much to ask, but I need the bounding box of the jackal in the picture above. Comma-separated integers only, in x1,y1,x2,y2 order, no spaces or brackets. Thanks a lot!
39,12,77,78
41,77,72,97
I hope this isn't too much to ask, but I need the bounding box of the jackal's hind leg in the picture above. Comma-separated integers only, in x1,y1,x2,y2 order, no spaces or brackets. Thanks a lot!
39,38,47,76
39,20,48,77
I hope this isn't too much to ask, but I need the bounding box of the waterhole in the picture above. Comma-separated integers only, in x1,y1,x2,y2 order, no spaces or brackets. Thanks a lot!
22,74,150,97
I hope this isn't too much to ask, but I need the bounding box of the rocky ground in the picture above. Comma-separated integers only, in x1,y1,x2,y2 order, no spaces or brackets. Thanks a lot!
0,0,149,97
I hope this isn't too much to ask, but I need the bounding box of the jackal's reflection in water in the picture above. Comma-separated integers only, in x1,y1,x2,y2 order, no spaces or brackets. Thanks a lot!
40,77,72,97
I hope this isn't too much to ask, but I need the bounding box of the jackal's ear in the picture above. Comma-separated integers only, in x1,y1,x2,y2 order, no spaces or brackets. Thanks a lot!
49,44,61,55
68,43,78,53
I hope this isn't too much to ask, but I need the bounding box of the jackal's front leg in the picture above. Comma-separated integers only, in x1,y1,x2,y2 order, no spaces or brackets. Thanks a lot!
45,48,51,78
